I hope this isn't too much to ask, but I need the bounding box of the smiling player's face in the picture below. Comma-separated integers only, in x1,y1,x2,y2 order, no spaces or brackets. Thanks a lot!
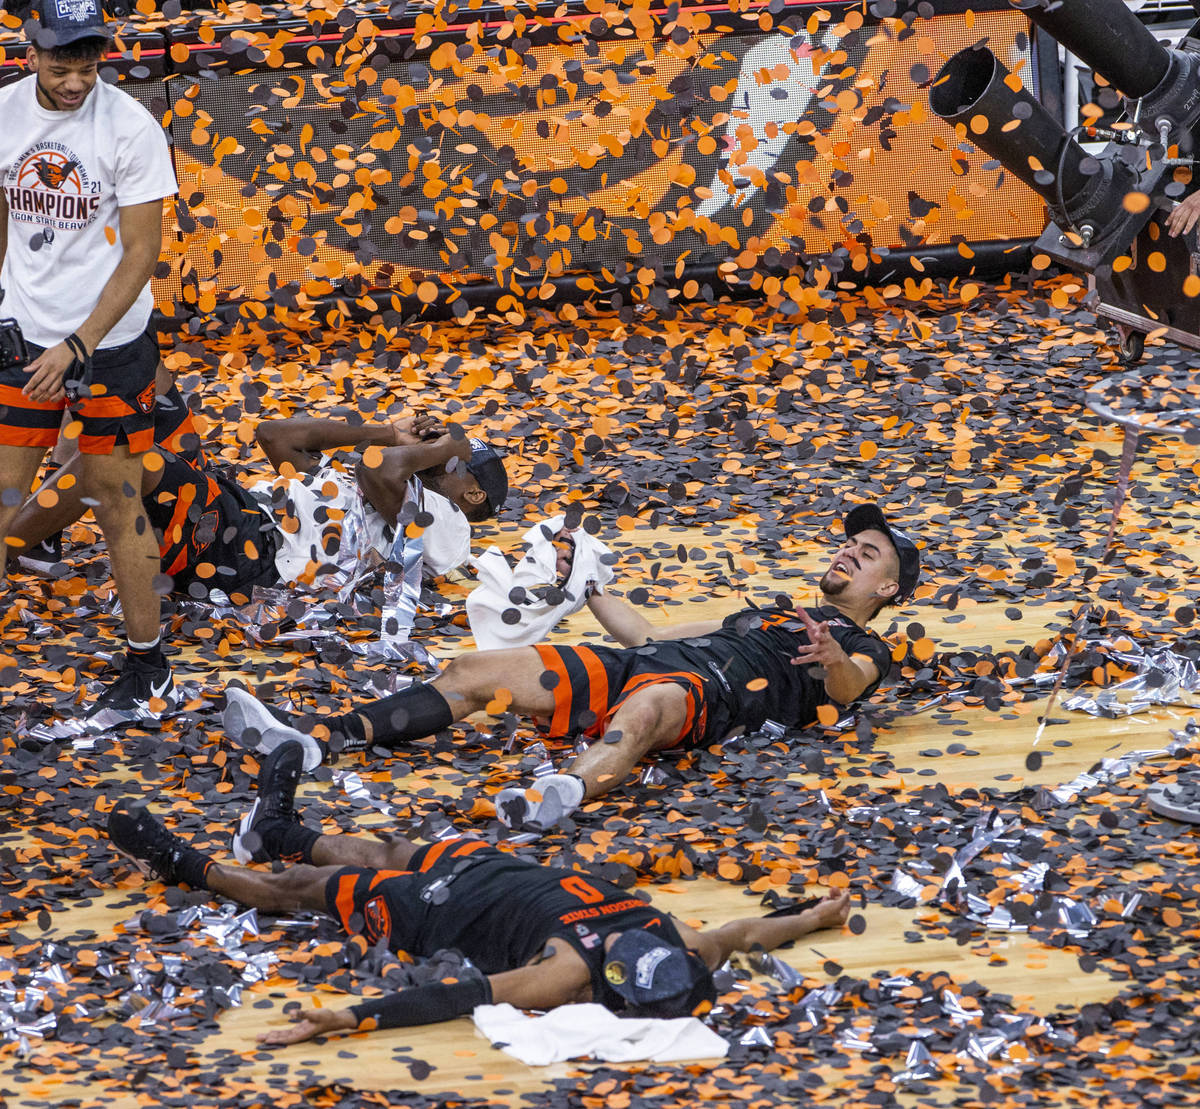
28,48,100,112
819,529,899,607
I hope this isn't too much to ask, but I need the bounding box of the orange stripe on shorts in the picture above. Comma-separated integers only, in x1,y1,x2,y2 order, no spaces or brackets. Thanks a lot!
606,671,704,747
418,837,489,873
575,646,611,731
0,384,64,411
367,868,411,890
534,643,573,737
334,872,359,931
0,425,60,448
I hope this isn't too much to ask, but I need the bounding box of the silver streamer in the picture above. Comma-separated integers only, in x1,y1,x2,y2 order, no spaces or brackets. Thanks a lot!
176,476,452,666
20,678,207,745
1051,719,1199,803
747,952,807,990
334,768,400,821
895,1039,940,1085
1061,639,1200,718
884,719,1199,939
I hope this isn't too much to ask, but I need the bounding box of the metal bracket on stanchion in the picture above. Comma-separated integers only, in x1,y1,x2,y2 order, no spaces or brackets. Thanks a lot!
1146,772,1200,823
1084,377,1200,438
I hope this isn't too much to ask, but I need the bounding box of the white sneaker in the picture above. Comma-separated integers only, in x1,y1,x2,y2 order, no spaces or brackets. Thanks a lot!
221,687,324,772
495,773,585,829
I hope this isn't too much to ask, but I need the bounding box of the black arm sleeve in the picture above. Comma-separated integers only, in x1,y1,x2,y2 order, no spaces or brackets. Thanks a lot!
348,976,493,1031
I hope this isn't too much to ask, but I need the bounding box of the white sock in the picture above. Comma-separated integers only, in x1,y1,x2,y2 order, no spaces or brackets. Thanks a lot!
539,773,585,811
127,636,161,651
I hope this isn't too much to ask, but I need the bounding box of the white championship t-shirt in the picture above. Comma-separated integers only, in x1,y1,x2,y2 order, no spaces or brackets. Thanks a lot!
0,74,177,350
254,465,471,588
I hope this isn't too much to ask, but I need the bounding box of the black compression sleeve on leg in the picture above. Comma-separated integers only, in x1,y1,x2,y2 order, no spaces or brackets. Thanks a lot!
358,683,455,749
348,976,493,1030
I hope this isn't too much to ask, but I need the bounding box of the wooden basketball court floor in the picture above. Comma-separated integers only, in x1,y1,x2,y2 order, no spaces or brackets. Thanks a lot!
3,419,1200,1107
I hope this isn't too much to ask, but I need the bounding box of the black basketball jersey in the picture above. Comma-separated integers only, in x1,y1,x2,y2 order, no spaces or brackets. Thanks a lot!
405,844,684,995
642,604,892,732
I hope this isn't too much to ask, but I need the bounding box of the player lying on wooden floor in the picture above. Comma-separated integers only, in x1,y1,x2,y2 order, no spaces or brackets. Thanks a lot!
220,503,920,829
107,741,850,1043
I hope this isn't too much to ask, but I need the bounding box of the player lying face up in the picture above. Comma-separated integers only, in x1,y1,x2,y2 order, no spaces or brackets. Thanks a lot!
107,741,850,1041
220,503,920,828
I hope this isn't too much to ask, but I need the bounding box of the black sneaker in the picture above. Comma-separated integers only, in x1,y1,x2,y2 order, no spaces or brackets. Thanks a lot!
85,657,177,733
16,530,63,574
108,801,190,883
232,741,306,864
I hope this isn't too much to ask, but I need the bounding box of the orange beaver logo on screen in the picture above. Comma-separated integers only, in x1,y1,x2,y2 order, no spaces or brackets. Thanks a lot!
160,9,1046,306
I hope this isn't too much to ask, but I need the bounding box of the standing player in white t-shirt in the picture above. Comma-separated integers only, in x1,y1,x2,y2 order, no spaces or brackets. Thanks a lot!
0,1,179,730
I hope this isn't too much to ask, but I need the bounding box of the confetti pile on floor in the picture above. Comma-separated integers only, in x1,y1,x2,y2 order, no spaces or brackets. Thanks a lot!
4,277,1200,1107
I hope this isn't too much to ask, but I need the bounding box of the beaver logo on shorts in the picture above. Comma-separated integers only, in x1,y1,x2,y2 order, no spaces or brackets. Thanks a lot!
194,509,219,551
363,895,392,943
136,381,156,415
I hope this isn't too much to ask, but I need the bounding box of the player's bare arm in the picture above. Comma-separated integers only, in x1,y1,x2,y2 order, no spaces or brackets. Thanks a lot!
587,590,724,646
790,607,879,704
353,435,473,522
256,416,412,476
682,890,852,968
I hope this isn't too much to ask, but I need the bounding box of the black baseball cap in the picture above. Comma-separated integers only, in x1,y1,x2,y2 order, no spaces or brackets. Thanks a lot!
602,930,716,1017
843,503,921,601
31,0,114,47
466,438,508,516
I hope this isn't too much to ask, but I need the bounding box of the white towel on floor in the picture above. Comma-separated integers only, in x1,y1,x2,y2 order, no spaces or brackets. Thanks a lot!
466,516,615,650
471,1003,729,1066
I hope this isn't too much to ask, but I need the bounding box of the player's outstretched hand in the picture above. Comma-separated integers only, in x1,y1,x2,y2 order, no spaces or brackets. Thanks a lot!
258,1006,357,1046
389,414,418,444
1166,192,1200,238
810,889,851,931
789,608,849,669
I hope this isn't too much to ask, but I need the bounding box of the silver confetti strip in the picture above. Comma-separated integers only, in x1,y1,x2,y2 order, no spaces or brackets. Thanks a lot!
367,520,425,662
1061,638,1200,719
747,951,807,990
335,768,398,820
118,901,288,1026
738,1026,775,1048
939,990,977,1026
13,1015,56,1040
836,1022,875,1052
961,1031,1011,1064
1051,723,1198,804
939,810,1022,901
795,985,843,1027
888,870,926,901
895,1039,941,1085
992,1012,1035,1041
